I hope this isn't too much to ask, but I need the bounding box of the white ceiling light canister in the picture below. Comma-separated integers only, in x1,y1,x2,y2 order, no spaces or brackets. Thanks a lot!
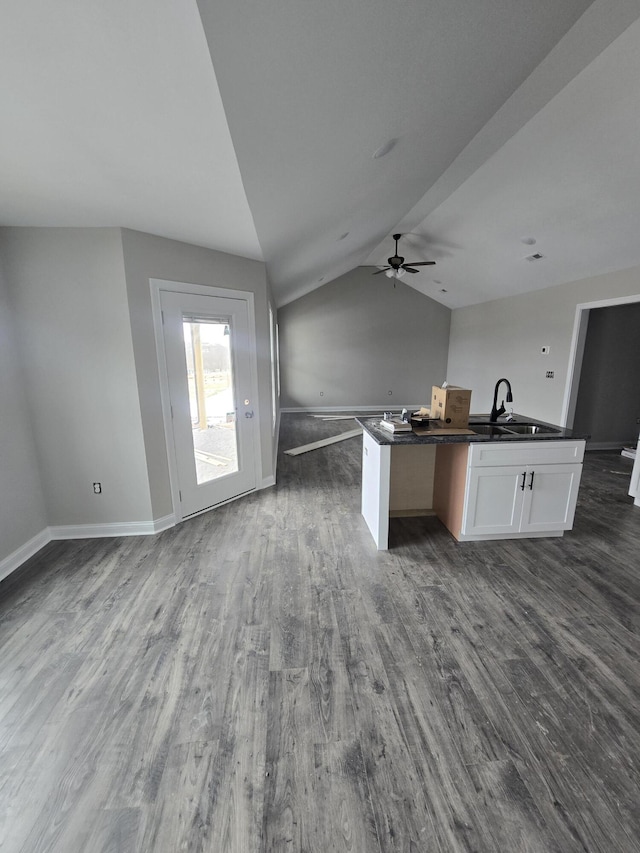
372,138,399,159
385,267,406,279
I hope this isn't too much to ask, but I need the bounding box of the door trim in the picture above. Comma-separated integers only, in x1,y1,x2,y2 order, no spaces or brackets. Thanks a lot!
561,291,640,428
150,278,263,522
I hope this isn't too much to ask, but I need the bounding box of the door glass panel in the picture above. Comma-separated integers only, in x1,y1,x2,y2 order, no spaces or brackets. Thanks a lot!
183,317,238,484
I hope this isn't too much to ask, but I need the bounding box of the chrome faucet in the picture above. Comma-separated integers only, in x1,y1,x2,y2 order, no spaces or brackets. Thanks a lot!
490,378,513,422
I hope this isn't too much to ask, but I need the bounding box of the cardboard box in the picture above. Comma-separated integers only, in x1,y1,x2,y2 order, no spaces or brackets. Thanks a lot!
431,385,472,427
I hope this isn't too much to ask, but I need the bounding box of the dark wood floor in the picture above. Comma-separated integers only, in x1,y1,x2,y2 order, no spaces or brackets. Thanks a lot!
1,414,640,852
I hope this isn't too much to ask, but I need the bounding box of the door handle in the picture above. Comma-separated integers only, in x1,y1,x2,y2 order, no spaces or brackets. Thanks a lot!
521,471,526,491
529,471,535,490
245,411,254,419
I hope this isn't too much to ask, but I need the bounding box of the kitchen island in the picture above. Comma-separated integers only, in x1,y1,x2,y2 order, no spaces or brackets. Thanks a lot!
356,414,589,549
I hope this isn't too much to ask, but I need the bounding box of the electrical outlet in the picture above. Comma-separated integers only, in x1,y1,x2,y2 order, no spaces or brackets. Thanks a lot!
93,482,102,494
545,370,554,379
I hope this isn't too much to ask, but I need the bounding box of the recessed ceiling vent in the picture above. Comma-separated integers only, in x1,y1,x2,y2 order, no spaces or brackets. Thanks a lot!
525,252,545,262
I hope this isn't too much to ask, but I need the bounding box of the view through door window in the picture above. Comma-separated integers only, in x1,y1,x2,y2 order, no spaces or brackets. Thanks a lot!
183,318,238,485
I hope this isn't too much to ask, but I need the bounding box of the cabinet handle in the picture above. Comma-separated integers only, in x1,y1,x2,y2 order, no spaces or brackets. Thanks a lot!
529,471,535,490
521,471,526,491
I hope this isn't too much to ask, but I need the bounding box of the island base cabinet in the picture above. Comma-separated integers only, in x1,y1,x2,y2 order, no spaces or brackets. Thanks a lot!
360,430,586,548
460,461,582,540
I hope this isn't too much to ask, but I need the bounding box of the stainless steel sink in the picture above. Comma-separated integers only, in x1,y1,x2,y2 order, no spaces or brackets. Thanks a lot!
501,423,561,435
469,424,511,435
468,420,562,436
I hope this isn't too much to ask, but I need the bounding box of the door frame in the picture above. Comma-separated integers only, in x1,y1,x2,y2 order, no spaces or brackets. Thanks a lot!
150,278,263,522
561,291,640,428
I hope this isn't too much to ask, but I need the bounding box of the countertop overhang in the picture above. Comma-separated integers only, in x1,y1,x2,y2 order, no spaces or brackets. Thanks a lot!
356,413,589,446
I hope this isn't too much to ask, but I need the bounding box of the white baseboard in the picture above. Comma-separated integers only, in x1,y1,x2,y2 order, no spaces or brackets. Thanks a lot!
0,528,52,583
49,515,177,540
149,514,177,534
261,475,276,489
0,515,177,585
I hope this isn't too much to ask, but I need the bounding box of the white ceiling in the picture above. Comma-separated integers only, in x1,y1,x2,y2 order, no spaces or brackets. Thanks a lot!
0,0,261,260
2,1,640,309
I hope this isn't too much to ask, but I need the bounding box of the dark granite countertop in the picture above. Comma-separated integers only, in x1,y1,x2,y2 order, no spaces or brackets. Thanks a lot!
356,413,590,446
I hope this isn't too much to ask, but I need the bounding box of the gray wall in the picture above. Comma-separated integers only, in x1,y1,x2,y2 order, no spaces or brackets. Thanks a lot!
0,226,276,569
279,267,451,410
447,264,640,425
0,253,48,566
120,228,276,519
572,302,640,446
2,228,153,526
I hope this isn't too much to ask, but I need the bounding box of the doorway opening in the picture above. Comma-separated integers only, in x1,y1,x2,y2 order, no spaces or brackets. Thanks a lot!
562,292,640,432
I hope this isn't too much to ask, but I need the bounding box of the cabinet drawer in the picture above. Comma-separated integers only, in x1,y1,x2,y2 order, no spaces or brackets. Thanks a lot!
468,440,585,468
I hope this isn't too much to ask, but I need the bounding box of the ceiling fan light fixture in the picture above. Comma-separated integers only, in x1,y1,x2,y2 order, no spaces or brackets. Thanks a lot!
373,234,435,281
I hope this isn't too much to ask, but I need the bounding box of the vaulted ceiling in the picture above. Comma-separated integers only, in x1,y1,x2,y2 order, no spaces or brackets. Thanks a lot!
2,1,639,309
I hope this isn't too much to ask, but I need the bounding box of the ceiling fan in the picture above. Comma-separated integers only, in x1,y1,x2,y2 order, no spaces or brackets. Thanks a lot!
373,233,436,278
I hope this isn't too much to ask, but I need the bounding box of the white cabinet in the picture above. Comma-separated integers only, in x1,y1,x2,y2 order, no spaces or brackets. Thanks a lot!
521,464,582,532
464,465,526,535
360,430,587,549
361,430,391,549
458,440,585,541
463,463,582,537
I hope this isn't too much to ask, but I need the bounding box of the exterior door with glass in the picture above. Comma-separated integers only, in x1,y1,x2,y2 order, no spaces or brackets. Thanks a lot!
160,289,257,518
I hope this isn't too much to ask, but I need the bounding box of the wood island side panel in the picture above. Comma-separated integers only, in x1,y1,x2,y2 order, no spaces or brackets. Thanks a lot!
433,444,470,539
389,445,436,516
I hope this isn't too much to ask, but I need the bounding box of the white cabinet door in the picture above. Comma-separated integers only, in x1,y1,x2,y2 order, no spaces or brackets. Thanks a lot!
462,462,583,538
463,465,525,536
520,464,582,532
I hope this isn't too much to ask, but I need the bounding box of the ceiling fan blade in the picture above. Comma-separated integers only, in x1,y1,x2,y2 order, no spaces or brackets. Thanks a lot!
405,260,436,266
403,266,420,274
372,266,391,275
